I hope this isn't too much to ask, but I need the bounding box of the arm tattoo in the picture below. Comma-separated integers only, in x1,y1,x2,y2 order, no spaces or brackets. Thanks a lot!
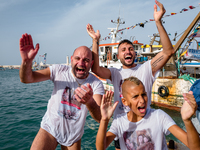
152,55,164,68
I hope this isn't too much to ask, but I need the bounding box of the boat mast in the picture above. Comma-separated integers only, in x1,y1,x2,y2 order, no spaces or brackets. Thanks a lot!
109,17,125,43
174,12,200,52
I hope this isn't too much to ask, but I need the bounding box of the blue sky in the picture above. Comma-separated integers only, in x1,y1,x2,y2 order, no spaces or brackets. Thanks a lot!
0,0,199,65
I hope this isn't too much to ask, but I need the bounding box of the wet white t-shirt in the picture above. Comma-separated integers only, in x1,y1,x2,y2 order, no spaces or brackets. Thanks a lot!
109,109,176,150
109,60,159,118
41,64,104,146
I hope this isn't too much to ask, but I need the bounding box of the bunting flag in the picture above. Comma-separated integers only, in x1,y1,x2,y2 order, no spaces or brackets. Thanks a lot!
171,12,177,15
189,24,200,38
100,3,200,42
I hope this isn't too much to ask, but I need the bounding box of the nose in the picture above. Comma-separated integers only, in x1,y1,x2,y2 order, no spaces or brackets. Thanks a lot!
78,59,85,66
138,95,145,104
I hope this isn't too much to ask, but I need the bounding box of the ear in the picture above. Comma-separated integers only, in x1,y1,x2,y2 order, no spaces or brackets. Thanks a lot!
91,60,94,67
121,97,128,106
117,54,119,59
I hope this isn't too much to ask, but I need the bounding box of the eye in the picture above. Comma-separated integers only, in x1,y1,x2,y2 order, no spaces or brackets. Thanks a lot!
84,59,90,62
121,48,125,52
74,57,80,61
132,95,138,99
142,93,147,97
129,48,134,51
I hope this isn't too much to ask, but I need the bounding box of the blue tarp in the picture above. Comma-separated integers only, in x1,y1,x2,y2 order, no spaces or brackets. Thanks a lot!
190,79,200,110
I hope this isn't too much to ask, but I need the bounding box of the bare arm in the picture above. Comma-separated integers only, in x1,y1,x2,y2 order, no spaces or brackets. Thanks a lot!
86,24,112,81
19,33,50,83
96,91,118,150
151,0,175,76
169,91,200,149
168,125,188,147
181,91,200,149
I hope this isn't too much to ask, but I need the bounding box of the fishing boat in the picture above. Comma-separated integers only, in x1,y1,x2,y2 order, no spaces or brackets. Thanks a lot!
151,12,200,111
32,53,48,70
97,12,200,111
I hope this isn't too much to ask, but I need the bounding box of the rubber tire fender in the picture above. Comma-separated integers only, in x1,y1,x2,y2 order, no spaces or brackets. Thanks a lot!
112,53,118,61
102,54,107,62
158,86,169,97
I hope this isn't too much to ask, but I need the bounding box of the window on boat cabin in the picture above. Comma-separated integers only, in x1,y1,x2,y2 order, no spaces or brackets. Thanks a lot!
100,47,104,53
133,45,138,50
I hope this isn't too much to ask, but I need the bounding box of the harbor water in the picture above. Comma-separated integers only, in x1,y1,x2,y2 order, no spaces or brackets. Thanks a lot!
0,69,199,150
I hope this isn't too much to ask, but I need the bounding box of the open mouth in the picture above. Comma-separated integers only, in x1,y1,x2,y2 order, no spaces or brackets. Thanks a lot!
76,67,85,73
125,55,132,61
138,106,146,114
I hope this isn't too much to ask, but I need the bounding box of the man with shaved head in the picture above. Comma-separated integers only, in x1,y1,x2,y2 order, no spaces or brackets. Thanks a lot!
19,33,104,150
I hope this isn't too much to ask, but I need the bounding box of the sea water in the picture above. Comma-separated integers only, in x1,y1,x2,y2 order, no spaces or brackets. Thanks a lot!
0,69,199,150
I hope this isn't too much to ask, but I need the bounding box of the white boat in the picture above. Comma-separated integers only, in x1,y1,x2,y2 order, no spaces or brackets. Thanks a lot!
97,12,200,111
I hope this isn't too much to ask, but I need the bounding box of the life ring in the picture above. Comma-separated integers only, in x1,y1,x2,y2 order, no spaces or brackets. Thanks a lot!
158,86,169,97
112,53,118,61
102,54,107,62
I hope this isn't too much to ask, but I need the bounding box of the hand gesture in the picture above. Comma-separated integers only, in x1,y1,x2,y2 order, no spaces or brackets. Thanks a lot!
154,0,166,22
75,83,93,105
101,91,118,121
86,24,101,41
19,33,39,62
181,91,197,122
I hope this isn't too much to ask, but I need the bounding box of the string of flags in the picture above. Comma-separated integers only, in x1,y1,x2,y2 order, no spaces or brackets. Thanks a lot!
100,3,200,41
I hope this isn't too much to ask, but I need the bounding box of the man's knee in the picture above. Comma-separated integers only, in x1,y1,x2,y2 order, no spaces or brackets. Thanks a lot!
31,128,58,150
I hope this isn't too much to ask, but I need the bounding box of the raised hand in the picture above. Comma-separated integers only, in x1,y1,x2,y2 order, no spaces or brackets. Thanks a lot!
101,91,118,121
181,91,197,121
154,0,166,22
86,24,101,41
19,33,39,62
74,83,93,105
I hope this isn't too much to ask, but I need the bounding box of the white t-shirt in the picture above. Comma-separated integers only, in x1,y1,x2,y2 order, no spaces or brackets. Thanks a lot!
109,109,176,150
109,60,160,118
41,64,104,146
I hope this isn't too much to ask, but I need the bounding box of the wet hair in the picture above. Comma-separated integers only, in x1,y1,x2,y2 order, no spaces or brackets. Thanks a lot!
118,39,134,49
124,76,142,86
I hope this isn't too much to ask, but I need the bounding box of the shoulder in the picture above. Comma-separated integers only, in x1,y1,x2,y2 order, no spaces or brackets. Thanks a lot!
145,108,166,117
115,112,127,120
109,67,121,74
50,64,70,72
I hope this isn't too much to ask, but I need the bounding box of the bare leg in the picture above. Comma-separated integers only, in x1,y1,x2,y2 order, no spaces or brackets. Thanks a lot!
31,128,58,150
61,139,81,150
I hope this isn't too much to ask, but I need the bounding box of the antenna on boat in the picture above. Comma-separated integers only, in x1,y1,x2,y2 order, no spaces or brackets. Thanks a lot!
109,2,125,43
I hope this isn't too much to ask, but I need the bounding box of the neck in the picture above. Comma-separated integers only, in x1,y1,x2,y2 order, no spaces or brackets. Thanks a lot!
127,111,143,122
122,63,137,69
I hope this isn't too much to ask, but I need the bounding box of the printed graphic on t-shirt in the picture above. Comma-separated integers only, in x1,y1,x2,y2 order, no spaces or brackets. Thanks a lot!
123,129,154,150
58,86,81,120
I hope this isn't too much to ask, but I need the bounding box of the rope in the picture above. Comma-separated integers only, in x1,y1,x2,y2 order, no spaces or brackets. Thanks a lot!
178,74,197,84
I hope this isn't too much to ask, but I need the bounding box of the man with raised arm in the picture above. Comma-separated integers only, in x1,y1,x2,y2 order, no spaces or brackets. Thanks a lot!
87,0,175,149
19,33,104,150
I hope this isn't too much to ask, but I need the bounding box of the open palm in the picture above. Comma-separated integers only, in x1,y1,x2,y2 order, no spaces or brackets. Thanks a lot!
154,0,166,22
101,91,118,121
19,33,39,62
181,91,197,121
86,24,100,40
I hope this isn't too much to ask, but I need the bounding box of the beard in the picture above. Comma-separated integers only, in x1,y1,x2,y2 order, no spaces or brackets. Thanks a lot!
71,65,89,79
120,58,135,67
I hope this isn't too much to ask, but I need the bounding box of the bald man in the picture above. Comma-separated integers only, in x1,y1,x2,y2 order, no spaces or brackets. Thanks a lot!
19,33,104,150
